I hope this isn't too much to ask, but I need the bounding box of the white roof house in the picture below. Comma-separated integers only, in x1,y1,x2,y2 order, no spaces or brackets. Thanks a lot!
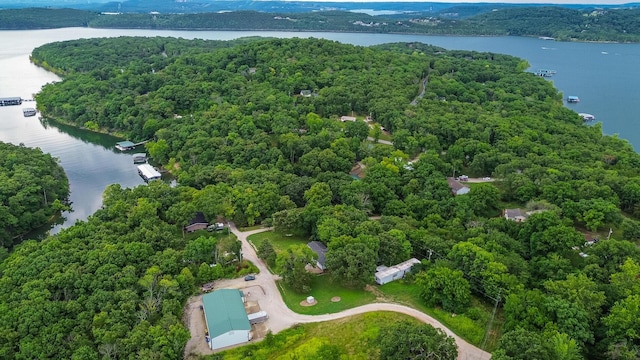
375,258,421,285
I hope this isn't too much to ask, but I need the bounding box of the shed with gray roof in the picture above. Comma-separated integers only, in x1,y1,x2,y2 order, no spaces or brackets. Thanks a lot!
307,241,327,271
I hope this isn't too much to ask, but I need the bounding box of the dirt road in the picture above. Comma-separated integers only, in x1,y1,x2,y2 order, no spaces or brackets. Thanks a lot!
183,224,492,360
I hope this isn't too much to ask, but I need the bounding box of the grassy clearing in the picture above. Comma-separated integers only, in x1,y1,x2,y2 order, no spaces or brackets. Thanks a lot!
378,132,393,142
378,281,502,351
278,274,376,315
212,312,417,360
247,231,308,255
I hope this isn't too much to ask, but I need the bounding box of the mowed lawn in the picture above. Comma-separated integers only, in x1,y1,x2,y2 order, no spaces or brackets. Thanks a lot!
213,311,417,360
278,274,377,315
247,231,308,255
248,231,377,315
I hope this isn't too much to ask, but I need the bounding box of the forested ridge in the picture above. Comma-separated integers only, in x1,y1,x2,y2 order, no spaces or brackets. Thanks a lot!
4,36,640,358
4,6,640,42
0,142,69,249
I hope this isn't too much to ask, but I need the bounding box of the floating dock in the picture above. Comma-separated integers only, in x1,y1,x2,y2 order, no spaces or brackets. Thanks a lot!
22,108,37,117
132,153,147,163
534,69,556,77
116,141,136,151
115,139,150,151
579,113,595,121
0,97,22,106
137,164,161,182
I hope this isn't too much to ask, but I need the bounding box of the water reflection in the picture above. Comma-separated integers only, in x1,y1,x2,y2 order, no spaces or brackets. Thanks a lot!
39,117,135,154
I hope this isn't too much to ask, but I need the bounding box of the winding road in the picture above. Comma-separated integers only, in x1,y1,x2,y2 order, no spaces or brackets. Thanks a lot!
184,224,492,360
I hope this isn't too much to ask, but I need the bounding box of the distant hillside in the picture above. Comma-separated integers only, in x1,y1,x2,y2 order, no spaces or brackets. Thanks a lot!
0,8,95,29
465,6,640,41
3,5,640,42
1,0,634,14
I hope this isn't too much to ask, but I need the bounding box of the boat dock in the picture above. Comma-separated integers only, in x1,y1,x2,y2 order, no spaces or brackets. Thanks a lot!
579,113,596,121
22,108,37,117
0,97,23,106
137,164,162,182
132,153,147,163
115,139,150,151
567,96,580,103
534,69,556,77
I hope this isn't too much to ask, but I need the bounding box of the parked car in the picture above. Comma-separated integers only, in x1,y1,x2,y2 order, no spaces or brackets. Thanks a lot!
482,177,492,181
207,222,225,231
244,275,256,281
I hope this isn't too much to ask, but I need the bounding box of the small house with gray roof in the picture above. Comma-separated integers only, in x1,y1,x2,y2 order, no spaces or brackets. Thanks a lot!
447,177,470,196
504,208,528,222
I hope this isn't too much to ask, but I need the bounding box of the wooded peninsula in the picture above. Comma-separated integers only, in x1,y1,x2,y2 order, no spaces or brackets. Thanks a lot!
0,142,69,249
3,35,640,359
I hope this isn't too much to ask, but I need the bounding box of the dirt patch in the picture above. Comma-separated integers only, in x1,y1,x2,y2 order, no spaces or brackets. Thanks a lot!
331,296,341,302
305,264,324,274
349,162,366,179
245,300,261,314
299,299,317,307
251,322,269,340
183,295,214,359
365,284,389,302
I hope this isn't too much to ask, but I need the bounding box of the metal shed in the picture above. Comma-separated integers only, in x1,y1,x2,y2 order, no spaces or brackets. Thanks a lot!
202,289,251,350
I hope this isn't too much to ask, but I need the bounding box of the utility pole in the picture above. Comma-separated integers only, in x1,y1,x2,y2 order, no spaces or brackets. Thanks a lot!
482,289,501,350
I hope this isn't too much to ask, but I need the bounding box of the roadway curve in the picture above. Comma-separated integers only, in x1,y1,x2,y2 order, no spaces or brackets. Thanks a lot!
223,223,492,360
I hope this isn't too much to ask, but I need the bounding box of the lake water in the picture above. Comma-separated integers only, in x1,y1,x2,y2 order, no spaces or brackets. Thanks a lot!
1,28,639,234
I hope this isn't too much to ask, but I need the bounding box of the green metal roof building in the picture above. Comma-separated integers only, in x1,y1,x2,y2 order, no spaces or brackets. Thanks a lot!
202,289,251,349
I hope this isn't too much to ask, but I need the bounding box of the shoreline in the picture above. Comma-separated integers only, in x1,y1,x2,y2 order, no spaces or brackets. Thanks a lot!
2,24,637,45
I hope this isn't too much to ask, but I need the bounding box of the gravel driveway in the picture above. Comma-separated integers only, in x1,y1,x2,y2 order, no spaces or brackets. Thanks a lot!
183,224,492,360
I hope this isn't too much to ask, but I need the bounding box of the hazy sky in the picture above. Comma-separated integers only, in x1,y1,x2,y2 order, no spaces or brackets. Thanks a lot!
289,0,630,4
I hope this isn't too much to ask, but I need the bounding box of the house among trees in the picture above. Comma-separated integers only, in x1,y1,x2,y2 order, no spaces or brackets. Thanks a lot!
340,116,357,122
202,289,252,350
307,241,328,271
504,208,546,222
300,89,312,97
447,177,470,196
185,211,208,233
375,258,421,285
504,208,529,222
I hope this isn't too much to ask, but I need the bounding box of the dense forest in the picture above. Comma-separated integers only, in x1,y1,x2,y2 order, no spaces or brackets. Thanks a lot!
0,141,69,248
4,6,640,42
0,181,256,359
3,35,640,358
